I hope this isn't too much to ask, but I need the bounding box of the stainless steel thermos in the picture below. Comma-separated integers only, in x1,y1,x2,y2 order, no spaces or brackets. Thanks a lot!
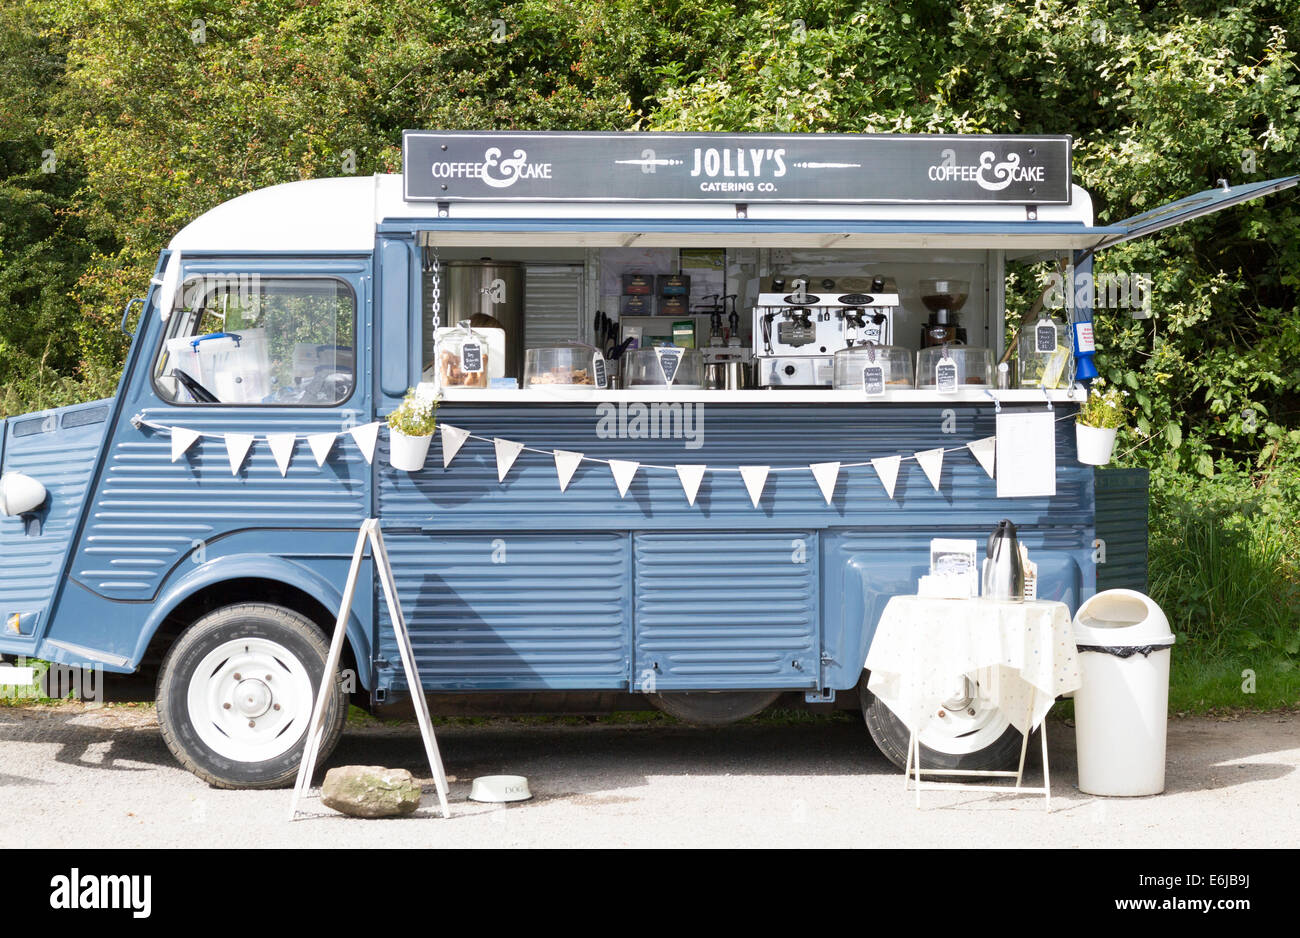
982,519,1025,602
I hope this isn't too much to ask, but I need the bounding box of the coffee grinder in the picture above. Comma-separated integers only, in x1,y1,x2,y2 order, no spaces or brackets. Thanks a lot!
919,278,970,347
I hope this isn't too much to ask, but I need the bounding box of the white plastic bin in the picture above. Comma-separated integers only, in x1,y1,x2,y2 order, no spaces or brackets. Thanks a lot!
165,329,270,403
1072,589,1175,796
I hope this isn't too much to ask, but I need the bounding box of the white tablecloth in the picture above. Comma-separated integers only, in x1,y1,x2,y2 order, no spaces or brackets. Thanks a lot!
865,596,1081,736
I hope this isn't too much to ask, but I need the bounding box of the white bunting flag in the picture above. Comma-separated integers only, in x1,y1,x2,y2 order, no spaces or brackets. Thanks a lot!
306,432,337,467
268,433,296,477
608,459,639,497
494,438,524,482
739,465,770,508
966,436,997,479
225,432,254,475
871,455,902,499
915,447,945,491
170,426,200,462
809,461,840,505
675,464,707,506
440,424,470,467
553,449,583,492
348,422,380,464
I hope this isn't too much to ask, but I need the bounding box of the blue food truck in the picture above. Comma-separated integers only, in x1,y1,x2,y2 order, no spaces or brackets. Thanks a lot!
0,131,1292,788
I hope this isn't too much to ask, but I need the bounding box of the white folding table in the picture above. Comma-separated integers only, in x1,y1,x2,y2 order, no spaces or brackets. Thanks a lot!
865,595,1081,810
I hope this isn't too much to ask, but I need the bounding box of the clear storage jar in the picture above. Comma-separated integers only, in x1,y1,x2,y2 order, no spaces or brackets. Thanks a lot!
435,320,490,388
1017,316,1072,388
916,346,995,389
832,345,914,390
622,347,705,388
524,345,608,388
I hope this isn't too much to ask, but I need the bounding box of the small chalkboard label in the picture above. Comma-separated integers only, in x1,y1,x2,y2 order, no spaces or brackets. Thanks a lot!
936,356,958,393
593,354,608,389
461,342,483,373
862,363,885,396
1035,319,1058,354
657,347,684,384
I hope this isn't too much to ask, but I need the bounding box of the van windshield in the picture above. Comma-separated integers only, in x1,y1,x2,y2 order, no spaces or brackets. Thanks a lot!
153,276,355,406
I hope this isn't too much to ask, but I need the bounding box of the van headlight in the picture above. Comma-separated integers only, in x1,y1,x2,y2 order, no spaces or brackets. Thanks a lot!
0,472,47,516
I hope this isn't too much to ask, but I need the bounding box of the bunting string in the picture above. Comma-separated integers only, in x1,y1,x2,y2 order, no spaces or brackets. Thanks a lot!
130,408,1077,503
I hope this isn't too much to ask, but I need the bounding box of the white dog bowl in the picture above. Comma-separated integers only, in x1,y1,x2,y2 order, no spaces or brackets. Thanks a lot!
469,775,532,803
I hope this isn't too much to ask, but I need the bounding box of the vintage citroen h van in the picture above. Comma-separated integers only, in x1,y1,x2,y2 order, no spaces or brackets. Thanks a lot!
0,131,1291,787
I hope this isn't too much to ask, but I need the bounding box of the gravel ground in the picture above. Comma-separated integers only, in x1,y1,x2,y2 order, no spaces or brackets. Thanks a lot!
0,705,1295,849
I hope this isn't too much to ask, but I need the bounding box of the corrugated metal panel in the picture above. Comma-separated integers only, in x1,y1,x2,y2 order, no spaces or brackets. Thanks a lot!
1095,468,1149,593
822,526,1092,689
634,531,818,689
380,403,1094,530
0,401,109,611
523,265,584,349
377,533,630,691
69,409,368,599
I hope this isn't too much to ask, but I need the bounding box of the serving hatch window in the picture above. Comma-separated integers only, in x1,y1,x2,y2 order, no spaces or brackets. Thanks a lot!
153,275,355,406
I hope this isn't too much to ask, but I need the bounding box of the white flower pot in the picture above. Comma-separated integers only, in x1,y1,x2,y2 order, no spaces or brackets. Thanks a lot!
389,428,433,472
1076,422,1117,466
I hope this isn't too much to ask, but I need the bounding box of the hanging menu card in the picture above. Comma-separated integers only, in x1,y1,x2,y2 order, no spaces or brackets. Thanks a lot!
995,410,1057,498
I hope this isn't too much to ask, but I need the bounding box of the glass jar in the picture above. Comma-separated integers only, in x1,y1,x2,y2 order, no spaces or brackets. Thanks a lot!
832,345,914,390
436,320,489,388
1017,316,1072,389
622,347,705,388
916,346,994,389
524,345,608,388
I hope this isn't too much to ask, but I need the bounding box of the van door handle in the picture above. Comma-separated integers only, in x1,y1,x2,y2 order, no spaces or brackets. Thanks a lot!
121,297,146,336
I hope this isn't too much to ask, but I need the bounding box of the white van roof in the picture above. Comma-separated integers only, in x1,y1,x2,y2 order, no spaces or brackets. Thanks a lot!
167,173,1104,256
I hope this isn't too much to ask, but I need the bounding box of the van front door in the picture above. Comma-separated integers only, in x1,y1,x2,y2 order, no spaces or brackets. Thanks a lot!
53,258,373,660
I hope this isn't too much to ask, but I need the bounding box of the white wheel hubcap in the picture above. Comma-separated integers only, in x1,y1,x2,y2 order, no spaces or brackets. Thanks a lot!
186,638,314,763
916,675,1012,755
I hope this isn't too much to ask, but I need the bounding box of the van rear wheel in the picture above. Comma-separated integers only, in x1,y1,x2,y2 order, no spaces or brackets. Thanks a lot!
156,603,346,789
860,677,1024,774
650,690,782,726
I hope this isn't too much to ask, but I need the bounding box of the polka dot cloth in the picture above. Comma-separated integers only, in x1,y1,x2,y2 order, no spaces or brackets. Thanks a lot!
865,596,1081,736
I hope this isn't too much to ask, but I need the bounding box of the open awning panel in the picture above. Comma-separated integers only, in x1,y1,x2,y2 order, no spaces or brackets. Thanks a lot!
1090,175,1299,250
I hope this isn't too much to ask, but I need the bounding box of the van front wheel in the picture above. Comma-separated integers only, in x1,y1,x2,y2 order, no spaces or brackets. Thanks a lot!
156,603,346,789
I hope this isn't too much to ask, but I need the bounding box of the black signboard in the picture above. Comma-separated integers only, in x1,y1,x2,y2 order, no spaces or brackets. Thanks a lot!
403,131,1071,204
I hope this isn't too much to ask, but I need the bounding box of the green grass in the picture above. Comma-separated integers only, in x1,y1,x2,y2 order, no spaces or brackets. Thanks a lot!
1167,650,1300,714
1144,467,1300,710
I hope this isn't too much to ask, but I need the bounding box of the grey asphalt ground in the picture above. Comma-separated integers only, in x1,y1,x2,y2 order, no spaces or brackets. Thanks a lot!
0,705,1295,848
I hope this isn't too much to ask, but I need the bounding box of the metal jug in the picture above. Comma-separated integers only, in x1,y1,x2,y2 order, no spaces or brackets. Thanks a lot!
982,519,1025,602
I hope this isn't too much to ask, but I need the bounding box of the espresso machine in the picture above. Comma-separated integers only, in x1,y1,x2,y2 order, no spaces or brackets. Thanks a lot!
752,277,899,387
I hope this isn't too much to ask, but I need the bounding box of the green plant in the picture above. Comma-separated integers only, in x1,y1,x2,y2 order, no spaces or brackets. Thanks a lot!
1077,379,1128,430
386,388,438,437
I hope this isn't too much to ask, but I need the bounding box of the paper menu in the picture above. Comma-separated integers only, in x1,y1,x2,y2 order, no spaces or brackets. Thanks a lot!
995,410,1057,498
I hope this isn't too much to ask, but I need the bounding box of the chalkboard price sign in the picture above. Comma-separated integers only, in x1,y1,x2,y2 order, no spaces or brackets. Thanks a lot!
936,357,958,393
862,363,885,396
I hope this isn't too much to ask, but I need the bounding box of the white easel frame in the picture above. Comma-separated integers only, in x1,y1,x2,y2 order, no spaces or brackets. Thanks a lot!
289,518,452,820
904,690,1051,810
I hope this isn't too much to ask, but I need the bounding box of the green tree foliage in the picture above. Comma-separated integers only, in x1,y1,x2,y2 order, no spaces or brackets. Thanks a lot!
3,0,1299,481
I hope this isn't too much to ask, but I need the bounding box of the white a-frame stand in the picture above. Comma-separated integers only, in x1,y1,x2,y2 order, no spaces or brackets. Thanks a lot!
290,519,451,820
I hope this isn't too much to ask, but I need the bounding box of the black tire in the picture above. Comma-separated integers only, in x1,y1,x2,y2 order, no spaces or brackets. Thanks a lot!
649,690,782,726
156,603,346,789
860,680,1025,774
